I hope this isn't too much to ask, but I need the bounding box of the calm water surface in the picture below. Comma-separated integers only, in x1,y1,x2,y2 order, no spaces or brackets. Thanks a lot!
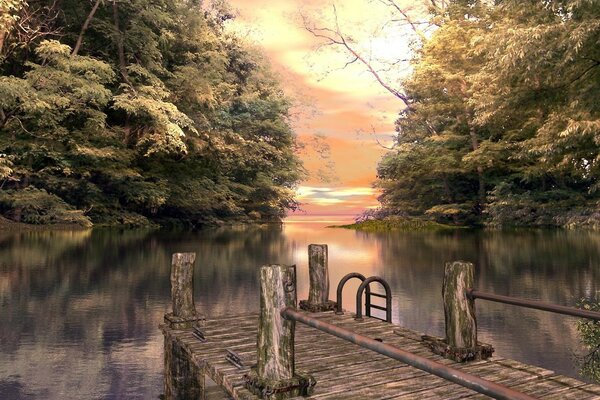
1,217,600,399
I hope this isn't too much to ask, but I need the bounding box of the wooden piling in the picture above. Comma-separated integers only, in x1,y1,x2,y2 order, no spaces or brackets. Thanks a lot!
444,261,477,349
171,253,196,319
163,252,206,400
423,261,493,362
300,244,336,312
244,264,315,399
164,252,204,329
258,264,296,381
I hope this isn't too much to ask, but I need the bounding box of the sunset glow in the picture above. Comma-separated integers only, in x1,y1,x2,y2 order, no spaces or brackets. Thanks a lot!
227,0,415,217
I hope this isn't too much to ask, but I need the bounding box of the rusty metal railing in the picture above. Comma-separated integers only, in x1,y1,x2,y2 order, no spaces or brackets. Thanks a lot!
281,307,538,400
467,289,600,321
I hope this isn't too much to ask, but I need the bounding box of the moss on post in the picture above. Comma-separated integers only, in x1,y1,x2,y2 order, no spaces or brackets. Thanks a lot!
299,244,336,312
245,264,315,399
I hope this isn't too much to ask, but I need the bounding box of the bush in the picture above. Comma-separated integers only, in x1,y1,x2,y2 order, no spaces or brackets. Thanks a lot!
0,187,92,227
576,299,600,382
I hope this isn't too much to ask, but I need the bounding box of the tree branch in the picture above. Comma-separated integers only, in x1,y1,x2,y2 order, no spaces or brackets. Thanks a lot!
111,0,133,88
72,0,102,56
302,4,412,107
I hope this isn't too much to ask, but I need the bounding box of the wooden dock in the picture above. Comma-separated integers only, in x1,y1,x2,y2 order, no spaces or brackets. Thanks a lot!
161,311,600,399
161,248,600,400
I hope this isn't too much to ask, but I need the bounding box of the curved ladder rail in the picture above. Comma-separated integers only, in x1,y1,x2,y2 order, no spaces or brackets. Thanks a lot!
356,276,392,322
335,272,370,314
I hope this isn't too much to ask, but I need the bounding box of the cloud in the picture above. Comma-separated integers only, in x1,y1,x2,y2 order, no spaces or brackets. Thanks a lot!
294,185,380,215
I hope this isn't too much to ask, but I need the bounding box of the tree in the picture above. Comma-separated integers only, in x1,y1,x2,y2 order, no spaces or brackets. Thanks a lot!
307,0,600,227
0,0,303,227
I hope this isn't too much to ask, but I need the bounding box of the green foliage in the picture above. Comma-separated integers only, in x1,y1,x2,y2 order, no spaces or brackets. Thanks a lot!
0,187,92,226
0,153,13,181
0,0,23,33
377,0,600,228
576,299,600,382
0,0,302,227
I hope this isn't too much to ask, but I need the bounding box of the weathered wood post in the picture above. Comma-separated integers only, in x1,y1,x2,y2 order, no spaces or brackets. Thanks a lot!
163,253,205,400
244,264,315,399
444,261,477,349
423,261,493,362
300,244,336,312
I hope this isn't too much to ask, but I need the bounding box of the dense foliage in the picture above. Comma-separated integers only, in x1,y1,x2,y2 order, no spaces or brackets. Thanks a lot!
0,0,303,227
576,299,600,382
376,0,600,227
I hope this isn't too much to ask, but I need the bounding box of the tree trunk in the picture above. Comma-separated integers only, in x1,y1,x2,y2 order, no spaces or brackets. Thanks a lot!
468,121,486,207
300,244,335,312
0,31,5,56
111,1,132,86
245,264,314,398
72,0,102,57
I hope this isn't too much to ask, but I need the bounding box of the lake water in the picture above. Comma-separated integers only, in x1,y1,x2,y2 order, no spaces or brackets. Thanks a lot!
1,218,600,399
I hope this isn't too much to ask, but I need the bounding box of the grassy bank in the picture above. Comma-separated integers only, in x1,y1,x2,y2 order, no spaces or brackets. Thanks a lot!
329,216,462,233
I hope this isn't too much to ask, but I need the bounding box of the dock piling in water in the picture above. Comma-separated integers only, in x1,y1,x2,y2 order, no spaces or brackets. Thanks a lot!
164,252,204,329
443,261,477,349
300,244,336,312
171,253,197,319
424,261,493,362
244,264,315,399
163,252,206,400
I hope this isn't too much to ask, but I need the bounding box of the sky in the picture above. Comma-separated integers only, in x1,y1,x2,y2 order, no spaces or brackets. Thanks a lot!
226,0,419,217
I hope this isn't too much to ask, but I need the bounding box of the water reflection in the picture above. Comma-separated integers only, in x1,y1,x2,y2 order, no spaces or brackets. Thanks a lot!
1,224,599,398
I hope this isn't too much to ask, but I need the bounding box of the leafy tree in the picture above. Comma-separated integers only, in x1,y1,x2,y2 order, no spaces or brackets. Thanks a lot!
375,0,600,227
0,0,303,227
305,0,600,227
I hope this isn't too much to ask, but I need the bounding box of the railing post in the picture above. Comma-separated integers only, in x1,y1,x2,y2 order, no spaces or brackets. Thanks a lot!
244,264,315,398
423,261,493,362
163,253,205,400
300,244,336,312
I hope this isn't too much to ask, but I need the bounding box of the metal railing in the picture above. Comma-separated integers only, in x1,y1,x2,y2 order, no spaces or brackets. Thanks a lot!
356,276,392,322
335,272,370,314
281,307,537,400
335,272,392,322
467,289,600,321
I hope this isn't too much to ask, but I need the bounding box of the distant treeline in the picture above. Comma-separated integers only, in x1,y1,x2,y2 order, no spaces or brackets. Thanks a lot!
0,0,303,227
375,0,600,228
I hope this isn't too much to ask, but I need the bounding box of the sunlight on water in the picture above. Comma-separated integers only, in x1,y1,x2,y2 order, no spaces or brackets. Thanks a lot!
1,221,600,398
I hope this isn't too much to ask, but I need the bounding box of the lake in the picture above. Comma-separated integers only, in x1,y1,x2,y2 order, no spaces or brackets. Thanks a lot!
1,217,600,399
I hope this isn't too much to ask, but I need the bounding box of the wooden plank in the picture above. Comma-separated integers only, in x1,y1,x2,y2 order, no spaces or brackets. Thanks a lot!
165,313,600,400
